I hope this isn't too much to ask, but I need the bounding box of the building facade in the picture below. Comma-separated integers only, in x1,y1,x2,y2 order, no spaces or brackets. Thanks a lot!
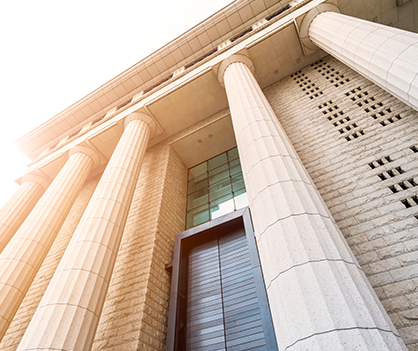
0,0,418,350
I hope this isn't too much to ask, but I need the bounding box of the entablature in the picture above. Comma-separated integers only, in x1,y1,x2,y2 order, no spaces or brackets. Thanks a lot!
17,0,336,183
15,0,306,161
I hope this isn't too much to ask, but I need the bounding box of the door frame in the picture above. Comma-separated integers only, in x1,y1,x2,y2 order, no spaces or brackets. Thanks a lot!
165,207,278,350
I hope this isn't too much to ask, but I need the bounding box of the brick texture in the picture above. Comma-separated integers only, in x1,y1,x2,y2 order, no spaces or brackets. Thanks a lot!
265,55,418,350
0,175,100,351
91,143,187,351
0,109,218,350
2,55,417,351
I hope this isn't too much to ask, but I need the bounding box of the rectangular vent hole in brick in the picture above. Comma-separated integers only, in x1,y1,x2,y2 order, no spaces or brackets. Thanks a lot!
333,117,351,127
335,80,349,87
318,100,333,110
411,145,418,153
401,196,418,208
378,167,404,180
311,59,324,68
291,71,303,78
380,115,401,126
369,156,392,169
378,173,386,180
345,87,362,97
389,179,418,193
345,130,364,141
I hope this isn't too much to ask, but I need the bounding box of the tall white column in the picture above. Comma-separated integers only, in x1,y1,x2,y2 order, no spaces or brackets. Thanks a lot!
218,54,407,350
0,174,50,254
300,4,418,111
0,146,98,341
18,113,155,351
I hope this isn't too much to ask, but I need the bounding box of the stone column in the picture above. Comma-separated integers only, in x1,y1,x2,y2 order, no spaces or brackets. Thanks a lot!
217,54,407,350
299,3,418,111
0,174,50,254
0,146,98,341
17,113,155,351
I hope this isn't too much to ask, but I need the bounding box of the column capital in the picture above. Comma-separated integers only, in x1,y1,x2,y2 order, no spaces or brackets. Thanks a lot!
299,2,340,50
124,112,157,138
20,173,51,192
217,54,255,88
69,145,100,169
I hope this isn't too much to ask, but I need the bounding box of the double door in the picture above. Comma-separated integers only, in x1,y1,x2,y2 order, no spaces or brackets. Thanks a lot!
186,229,273,351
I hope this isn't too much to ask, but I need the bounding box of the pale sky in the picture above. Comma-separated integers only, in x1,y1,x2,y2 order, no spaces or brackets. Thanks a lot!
0,0,233,208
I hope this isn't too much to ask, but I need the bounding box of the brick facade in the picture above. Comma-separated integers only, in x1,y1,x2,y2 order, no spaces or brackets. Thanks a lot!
1,55,418,350
91,143,187,351
266,55,418,350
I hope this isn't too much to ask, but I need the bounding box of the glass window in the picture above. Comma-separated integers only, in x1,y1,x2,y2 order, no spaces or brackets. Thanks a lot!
208,153,227,170
186,147,249,229
186,204,210,228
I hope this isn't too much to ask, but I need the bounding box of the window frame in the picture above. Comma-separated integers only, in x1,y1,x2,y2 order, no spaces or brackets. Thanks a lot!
165,207,278,350
185,147,247,229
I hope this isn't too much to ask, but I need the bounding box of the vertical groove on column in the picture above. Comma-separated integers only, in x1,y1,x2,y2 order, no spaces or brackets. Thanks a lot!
0,151,94,342
309,11,418,111
223,60,407,350
17,119,151,351
0,181,45,254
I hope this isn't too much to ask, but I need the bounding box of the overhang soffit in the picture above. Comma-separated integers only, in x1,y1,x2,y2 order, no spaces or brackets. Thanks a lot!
14,0,312,159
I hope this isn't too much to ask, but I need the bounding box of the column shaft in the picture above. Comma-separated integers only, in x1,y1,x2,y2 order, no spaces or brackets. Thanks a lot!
18,117,151,351
0,151,94,341
309,11,418,111
221,58,406,350
0,176,48,254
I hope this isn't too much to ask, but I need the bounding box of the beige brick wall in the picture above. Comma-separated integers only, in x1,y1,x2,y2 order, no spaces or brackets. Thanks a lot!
92,143,187,351
3,55,418,351
265,55,418,350
0,175,100,351
0,114,205,350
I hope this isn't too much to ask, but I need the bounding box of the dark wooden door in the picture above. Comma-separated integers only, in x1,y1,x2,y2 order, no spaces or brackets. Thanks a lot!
186,229,269,351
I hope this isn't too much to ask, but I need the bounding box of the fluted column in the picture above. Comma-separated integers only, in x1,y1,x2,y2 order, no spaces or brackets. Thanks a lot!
0,174,50,254
18,113,155,351
300,4,418,111
0,146,98,341
218,54,406,350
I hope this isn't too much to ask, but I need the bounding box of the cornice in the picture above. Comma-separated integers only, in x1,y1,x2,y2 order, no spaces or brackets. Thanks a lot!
14,0,303,159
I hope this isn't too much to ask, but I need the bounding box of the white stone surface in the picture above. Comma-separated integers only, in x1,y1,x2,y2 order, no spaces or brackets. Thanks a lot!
308,11,418,112
267,261,401,350
0,150,95,341
219,54,407,350
0,175,49,254
17,114,152,351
